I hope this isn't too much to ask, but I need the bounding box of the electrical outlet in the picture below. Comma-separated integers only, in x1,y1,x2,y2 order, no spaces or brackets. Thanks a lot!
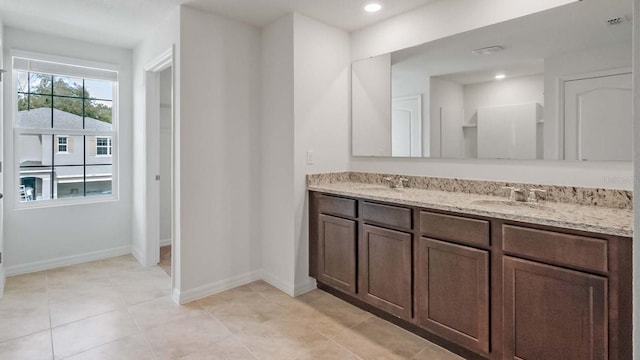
306,150,314,165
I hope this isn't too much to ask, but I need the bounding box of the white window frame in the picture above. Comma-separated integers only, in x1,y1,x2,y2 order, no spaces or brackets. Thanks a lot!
95,136,112,156
12,50,120,208
57,136,68,153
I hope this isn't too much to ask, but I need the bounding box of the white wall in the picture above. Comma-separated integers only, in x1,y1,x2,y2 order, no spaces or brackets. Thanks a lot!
260,14,296,292
2,28,133,273
464,75,544,125
132,8,180,288
631,0,639,357
178,6,262,294
352,54,391,156
350,0,632,190
463,75,543,159
260,13,351,295
292,13,351,292
430,78,464,158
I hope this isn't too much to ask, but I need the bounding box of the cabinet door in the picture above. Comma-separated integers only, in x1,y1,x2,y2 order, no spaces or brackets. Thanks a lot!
417,238,489,353
503,257,608,360
318,214,357,294
359,224,412,319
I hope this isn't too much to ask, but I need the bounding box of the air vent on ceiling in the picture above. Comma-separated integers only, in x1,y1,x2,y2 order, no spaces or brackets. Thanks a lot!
607,16,629,26
471,46,504,56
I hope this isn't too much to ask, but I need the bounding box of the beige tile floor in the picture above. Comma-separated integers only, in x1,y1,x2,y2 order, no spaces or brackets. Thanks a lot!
0,255,463,359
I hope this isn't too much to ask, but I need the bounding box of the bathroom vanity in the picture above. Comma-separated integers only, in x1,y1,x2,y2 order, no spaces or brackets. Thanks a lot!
307,173,632,360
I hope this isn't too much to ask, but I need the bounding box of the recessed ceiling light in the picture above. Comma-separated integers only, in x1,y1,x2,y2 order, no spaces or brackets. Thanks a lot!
495,74,506,80
364,2,383,13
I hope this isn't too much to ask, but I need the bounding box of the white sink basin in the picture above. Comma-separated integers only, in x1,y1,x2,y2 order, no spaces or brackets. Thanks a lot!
470,199,554,212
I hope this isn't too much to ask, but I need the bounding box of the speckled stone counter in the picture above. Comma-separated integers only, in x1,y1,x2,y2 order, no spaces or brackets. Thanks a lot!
307,173,633,237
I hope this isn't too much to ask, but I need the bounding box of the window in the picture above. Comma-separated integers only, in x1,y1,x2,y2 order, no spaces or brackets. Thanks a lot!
57,136,68,153
96,136,112,156
14,55,118,203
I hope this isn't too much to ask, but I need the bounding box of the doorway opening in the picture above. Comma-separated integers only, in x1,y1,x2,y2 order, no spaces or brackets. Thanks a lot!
143,47,176,298
158,66,172,276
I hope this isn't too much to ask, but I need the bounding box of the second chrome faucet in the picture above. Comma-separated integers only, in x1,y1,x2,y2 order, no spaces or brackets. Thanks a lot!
503,186,546,203
384,177,409,189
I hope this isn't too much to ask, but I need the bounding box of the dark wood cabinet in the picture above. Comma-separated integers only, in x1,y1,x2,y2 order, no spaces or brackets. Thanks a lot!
317,214,357,294
503,256,608,360
309,190,631,360
417,238,490,354
359,224,412,319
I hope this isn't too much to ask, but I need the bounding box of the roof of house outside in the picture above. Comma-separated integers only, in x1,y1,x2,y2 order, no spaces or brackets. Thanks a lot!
18,108,112,131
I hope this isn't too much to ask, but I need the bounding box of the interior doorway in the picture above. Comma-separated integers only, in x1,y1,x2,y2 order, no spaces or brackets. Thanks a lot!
158,67,172,276
563,71,632,161
143,47,176,296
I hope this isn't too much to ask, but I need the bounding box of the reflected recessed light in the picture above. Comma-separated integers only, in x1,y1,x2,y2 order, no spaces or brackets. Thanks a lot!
495,74,506,80
364,2,383,12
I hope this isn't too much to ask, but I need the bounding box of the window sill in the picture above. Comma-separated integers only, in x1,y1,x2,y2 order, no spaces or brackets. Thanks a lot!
14,194,119,210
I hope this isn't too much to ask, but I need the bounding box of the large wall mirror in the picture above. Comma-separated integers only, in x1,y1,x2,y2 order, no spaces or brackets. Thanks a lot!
352,0,632,160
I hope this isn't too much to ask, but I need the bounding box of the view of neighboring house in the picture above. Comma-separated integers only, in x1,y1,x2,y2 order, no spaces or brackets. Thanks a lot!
19,108,113,201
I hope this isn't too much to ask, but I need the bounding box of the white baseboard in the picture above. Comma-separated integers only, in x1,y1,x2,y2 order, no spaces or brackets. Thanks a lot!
5,245,132,277
176,270,262,304
293,277,317,296
131,246,146,267
261,271,296,296
171,288,181,304
159,238,172,247
0,265,5,297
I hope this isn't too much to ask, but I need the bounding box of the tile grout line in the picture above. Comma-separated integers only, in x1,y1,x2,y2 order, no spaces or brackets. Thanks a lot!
55,335,147,360
196,302,261,360
48,258,162,359
125,301,160,360
196,283,283,360
248,284,369,359
312,323,365,360
245,285,364,360
0,328,50,345
45,270,55,360
328,338,365,360
119,263,174,360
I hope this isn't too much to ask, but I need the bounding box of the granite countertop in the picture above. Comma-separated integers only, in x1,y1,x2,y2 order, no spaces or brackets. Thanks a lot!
308,182,633,237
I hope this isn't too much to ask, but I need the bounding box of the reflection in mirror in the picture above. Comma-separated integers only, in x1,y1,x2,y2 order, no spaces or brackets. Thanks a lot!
352,54,391,156
351,0,632,161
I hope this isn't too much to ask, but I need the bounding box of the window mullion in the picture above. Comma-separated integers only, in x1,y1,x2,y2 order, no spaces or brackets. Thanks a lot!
82,79,86,197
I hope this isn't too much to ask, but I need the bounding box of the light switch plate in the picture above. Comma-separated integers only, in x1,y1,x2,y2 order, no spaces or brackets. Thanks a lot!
306,150,314,165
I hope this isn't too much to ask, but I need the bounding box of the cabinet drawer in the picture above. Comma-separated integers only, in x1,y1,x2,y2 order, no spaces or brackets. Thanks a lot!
502,225,608,273
363,202,412,230
420,212,490,247
318,195,357,218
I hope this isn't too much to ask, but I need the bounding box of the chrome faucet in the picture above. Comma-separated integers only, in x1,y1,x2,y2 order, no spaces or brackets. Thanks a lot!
502,187,527,202
503,186,547,203
527,189,547,203
384,177,409,189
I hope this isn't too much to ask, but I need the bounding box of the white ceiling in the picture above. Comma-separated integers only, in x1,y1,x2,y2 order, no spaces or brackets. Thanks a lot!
0,0,439,48
391,0,632,85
